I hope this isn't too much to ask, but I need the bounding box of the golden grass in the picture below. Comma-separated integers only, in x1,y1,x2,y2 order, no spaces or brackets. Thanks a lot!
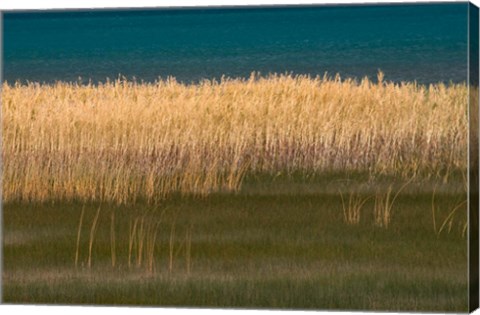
1,73,468,204
340,191,370,225
432,184,468,237
373,178,413,228
87,206,101,268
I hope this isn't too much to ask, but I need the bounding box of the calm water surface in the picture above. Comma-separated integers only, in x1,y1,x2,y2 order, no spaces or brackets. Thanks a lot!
3,3,468,84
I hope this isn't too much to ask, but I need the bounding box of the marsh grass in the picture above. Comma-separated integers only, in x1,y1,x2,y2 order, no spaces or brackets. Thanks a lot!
78,206,190,274
340,191,370,225
373,178,413,228
87,206,102,268
1,73,468,204
432,185,467,237
2,73,469,309
127,212,163,272
74,205,85,268
437,200,467,236
2,193,468,310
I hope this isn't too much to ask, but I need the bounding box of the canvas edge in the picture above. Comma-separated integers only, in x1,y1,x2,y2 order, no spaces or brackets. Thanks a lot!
469,1,479,313
0,2,476,312
0,9,4,305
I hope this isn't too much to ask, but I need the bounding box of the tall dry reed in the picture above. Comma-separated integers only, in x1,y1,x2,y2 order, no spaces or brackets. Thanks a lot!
2,73,468,204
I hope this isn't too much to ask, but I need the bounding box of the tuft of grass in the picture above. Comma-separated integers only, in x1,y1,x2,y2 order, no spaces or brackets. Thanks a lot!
340,191,370,225
87,206,102,268
128,217,139,269
373,179,412,228
437,200,467,236
74,205,85,268
432,186,467,238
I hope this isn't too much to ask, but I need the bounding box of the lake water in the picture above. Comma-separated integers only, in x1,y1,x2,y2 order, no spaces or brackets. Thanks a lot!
3,3,468,84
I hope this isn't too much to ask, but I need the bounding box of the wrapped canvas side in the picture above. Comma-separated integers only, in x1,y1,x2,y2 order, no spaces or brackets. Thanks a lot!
469,2,479,312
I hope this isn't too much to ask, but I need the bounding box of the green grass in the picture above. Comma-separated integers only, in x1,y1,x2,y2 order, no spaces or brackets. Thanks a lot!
2,174,468,311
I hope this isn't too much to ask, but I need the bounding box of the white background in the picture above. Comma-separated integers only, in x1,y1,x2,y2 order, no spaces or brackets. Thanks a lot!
0,0,479,315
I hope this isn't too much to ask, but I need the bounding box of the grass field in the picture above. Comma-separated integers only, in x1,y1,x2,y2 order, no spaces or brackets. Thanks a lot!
2,174,468,310
1,74,469,311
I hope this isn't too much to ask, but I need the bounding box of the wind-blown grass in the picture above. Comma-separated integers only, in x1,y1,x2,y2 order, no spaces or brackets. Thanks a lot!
1,73,468,204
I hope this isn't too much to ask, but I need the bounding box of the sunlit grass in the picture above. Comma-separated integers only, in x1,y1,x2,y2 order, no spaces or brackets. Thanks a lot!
2,73,468,204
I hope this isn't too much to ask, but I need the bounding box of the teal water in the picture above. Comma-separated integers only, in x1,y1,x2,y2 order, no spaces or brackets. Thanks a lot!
3,3,468,84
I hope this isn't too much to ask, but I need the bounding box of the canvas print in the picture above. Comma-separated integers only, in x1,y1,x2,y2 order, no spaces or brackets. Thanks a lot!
1,2,479,312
